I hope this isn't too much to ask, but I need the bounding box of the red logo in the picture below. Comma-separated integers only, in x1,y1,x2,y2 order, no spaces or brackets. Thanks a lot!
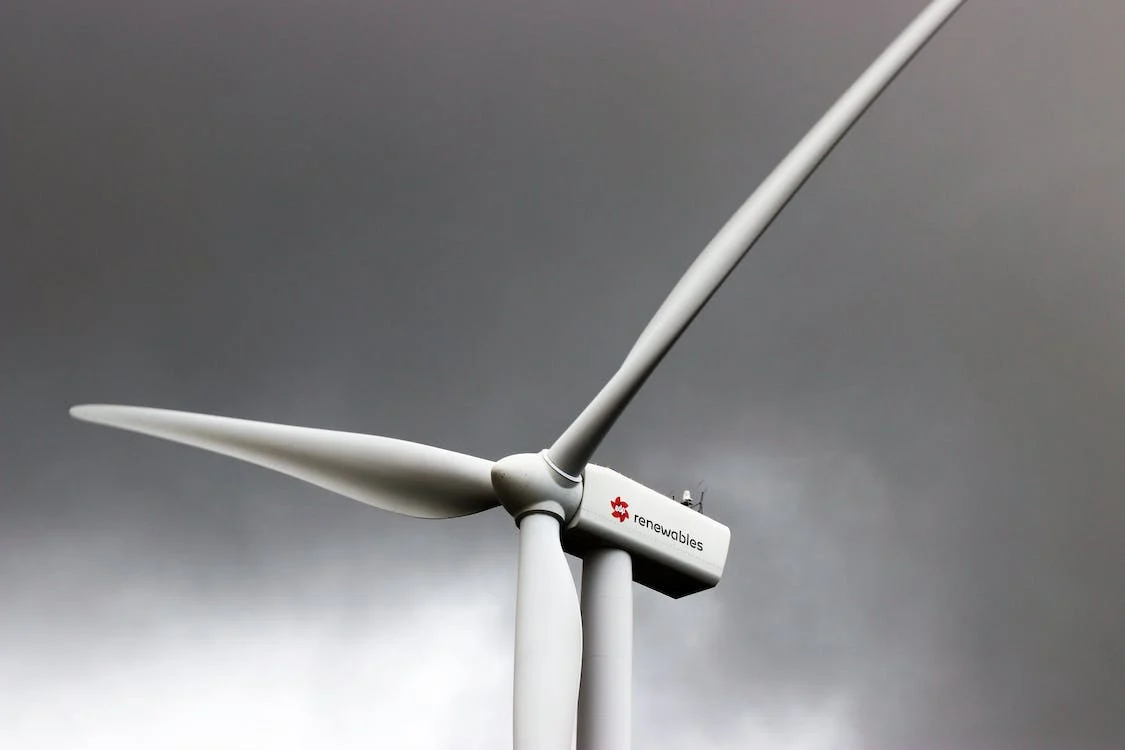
610,496,629,522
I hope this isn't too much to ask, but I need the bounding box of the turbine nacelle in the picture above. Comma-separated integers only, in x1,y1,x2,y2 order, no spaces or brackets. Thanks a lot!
489,450,733,597
565,465,731,599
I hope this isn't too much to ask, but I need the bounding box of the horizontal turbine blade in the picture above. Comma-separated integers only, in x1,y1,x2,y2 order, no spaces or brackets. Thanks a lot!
70,405,499,519
513,512,582,750
547,0,967,477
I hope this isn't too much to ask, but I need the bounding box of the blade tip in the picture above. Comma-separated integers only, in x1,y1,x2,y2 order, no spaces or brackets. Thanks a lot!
70,404,95,421
70,404,120,423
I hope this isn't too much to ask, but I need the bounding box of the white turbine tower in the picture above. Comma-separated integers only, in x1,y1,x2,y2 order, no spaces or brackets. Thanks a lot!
71,1,966,747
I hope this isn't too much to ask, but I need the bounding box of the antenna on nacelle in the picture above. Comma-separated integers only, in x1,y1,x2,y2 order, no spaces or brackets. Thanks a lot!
678,483,706,514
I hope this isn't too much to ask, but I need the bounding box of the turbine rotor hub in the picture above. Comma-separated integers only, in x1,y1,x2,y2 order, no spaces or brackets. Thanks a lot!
491,451,583,524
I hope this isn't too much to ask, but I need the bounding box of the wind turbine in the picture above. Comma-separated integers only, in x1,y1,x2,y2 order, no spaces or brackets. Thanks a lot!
71,1,967,747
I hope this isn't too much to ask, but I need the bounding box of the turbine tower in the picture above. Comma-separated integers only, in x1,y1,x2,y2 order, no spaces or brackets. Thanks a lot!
71,1,967,747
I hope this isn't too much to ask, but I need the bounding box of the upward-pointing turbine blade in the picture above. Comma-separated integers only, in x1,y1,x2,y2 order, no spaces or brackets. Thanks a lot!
70,405,499,519
513,512,582,750
547,0,967,477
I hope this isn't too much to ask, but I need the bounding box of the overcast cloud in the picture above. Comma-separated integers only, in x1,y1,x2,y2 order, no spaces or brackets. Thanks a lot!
3,1,1124,748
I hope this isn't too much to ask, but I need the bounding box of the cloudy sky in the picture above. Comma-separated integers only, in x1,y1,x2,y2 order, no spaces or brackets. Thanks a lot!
3,1,1124,748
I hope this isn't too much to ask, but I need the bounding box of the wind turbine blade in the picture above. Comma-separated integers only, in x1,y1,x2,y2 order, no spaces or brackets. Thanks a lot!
70,404,499,519
513,512,582,750
547,0,967,476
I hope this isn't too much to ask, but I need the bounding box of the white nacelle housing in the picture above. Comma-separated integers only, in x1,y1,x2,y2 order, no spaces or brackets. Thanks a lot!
562,464,731,598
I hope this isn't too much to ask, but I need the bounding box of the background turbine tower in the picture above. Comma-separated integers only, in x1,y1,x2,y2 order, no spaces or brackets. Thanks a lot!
71,1,966,747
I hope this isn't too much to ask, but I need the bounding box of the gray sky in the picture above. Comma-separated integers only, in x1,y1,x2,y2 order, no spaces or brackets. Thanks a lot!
3,1,1124,747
